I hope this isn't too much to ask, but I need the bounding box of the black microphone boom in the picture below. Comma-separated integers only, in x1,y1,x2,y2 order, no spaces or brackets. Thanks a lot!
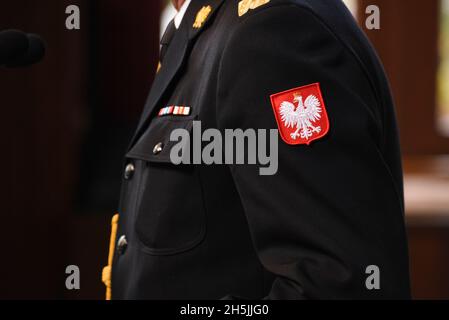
0,29,46,68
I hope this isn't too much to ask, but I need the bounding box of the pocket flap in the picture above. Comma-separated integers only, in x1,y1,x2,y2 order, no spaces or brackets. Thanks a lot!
126,116,194,163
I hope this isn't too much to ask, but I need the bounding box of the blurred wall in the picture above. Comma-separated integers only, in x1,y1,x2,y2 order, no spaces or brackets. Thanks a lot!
360,0,449,299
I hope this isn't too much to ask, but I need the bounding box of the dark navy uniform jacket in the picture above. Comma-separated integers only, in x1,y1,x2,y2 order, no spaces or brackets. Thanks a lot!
110,0,411,299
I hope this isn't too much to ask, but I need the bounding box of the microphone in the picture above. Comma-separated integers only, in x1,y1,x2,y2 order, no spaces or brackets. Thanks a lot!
0,30,46,68
0,30,28,65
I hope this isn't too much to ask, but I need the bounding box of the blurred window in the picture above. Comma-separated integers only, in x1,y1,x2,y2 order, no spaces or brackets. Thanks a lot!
438,0,449,136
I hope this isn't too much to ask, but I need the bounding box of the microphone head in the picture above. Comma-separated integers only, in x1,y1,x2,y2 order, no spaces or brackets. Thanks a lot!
0,29,28,65
5,33,46,68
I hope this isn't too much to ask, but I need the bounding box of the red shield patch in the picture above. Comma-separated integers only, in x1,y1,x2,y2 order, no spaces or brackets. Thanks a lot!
270,83,330,145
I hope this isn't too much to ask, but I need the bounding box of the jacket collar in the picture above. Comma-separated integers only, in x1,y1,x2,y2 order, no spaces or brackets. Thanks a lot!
128,0,226,150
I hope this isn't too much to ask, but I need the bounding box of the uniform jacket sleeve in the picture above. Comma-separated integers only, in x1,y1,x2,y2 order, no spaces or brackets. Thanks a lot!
216,4,410,299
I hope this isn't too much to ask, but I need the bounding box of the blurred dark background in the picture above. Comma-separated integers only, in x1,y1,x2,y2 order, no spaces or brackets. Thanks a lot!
0,0,162,299
0,0,448,299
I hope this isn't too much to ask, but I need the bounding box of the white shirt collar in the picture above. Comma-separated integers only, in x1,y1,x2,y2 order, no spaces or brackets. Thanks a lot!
174,0,192,29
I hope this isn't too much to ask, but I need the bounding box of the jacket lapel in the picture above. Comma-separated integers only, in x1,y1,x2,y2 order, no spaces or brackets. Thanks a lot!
128,0,226,150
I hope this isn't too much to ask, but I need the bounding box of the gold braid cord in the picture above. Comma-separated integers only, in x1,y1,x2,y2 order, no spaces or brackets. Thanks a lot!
102,214,119,300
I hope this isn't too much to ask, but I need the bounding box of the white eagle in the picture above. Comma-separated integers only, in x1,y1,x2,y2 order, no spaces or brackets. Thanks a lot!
279,94,323,140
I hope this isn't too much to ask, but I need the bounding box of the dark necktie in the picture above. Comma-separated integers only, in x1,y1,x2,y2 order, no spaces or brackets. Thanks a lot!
160,20,177,63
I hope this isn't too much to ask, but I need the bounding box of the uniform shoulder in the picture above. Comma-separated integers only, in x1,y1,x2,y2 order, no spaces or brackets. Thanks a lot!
222,0,352,30
220,0,342,37
228,0,338,20
219,0,356,48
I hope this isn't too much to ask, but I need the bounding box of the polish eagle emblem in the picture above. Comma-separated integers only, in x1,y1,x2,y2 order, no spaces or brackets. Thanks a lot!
270,83,330,145
280,93,322,140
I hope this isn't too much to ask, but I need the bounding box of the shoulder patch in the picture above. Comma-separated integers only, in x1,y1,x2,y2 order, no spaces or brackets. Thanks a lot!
270,83,330,145
238,0,270,17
